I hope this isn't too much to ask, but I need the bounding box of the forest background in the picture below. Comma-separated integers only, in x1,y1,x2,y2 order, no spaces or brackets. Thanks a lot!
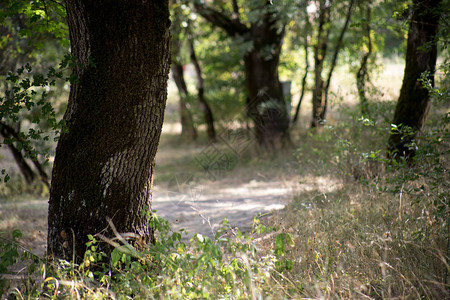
0,0,449,299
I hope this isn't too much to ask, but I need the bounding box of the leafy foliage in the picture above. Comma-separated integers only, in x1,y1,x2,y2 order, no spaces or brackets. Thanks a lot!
2,216,298,299
0,54,81,182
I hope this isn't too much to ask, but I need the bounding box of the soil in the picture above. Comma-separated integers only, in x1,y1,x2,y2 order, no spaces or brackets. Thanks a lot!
0,177,297,260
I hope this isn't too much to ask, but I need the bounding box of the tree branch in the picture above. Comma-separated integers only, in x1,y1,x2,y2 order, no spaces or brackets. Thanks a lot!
232,0,240,20
193,1,249,36
0,122,50,187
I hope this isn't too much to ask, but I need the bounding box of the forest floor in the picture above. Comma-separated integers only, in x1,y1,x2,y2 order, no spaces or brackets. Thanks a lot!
0,124,331,261
0,176,305,259
0,58,405,274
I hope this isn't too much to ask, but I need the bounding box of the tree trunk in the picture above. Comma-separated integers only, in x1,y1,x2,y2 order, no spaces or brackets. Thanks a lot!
171,62,197,140
320,0,355,121
356,3,372,116
0,121,50,187
0,125,35,184
171,1,197,141
188,37,216,142
47,0,170,262
292,23,309,125
387,0,441,161
243,18,289,147
311,0,331,128
244,49,289,147
193,1,290,147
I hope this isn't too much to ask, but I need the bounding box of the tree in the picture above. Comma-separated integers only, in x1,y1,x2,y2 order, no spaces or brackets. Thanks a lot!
0,1,67,186
387,0,442,161
0,122,49,187
355,2,373,116
310,0,355,128
171,1,197,140
193,0,290,147
292,2,311,126
47,0,171,262
188,36,217,142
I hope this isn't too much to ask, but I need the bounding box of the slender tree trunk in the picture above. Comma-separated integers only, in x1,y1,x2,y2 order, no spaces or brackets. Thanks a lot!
47,0,170,262
356,4,372,116
292,17,310,125
311,0,331,128
188,37,216,142
171,1,197,140
0,121,49,187
171,62,197,140
0,126,35,184
388,0,441,161
320,0,355,121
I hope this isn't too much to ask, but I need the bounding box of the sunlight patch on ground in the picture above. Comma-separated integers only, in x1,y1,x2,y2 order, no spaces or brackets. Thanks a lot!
152,175,343,240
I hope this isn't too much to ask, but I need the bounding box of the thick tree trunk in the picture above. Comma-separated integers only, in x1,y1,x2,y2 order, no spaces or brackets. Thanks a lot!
188,38,216,142
244,18,289,147
244,50,289,147
171,62,197,140
193,1,289,147
387,0,441,161
47,0,170,262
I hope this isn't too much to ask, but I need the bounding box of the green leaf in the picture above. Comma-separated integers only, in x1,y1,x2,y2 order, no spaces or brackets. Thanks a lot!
12,229,22,238
111,248,121,266
275,233,294,256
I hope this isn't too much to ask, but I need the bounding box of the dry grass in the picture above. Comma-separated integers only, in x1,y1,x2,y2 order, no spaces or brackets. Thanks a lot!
1,57,448,299
259,174,449,299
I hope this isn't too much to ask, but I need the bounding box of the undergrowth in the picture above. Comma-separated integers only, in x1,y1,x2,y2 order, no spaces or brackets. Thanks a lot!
1,74,449,299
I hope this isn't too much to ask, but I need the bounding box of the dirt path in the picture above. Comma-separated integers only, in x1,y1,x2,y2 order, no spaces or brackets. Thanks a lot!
152,178,294,240
0,178,298,260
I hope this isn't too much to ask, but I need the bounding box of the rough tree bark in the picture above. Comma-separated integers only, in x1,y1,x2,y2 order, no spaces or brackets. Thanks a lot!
47,0,171,262
188,37,216,142
194,0,290,147
387,0,442,161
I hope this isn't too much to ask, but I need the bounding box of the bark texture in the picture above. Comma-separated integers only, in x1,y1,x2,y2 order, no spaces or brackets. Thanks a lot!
47,0,171,262
194,1,290,147
388,0,441,161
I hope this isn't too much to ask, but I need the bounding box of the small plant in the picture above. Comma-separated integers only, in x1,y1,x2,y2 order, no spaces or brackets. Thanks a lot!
3,214,300,299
